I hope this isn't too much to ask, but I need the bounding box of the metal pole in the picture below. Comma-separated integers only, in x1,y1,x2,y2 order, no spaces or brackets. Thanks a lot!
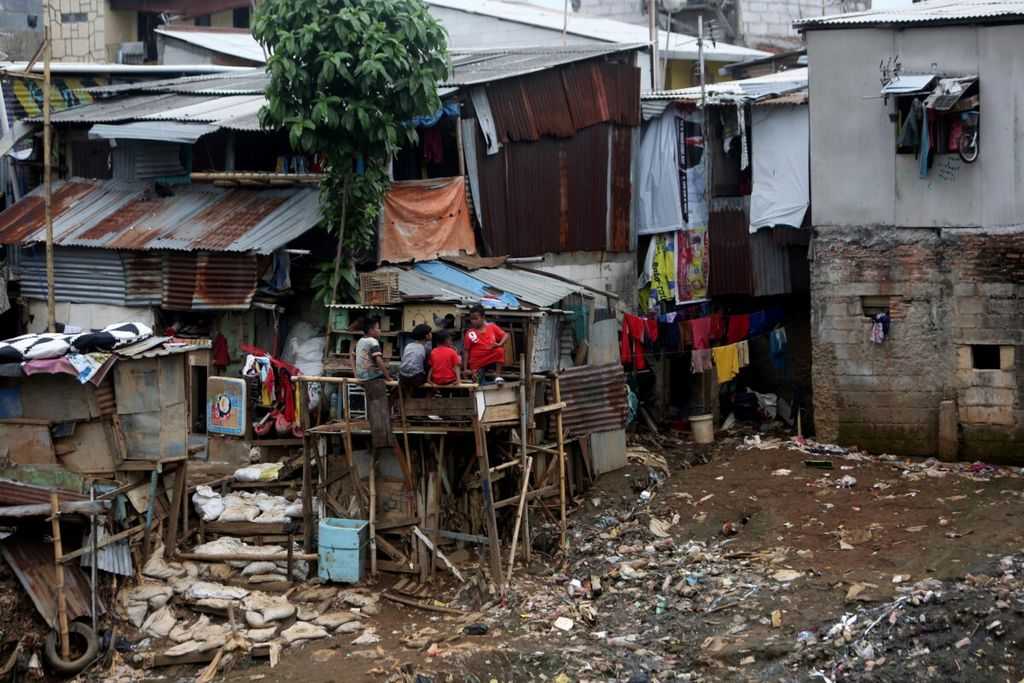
89,484,97,633
649,0,659,90
42,26,55,333
562,0,569,46
698,16,707,108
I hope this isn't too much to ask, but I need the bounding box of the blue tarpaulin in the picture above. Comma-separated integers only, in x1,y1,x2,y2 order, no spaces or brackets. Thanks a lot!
413,261,519,309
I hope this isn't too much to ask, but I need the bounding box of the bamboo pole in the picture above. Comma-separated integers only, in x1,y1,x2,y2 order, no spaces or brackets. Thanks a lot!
369,450,377,578
49,493,70,659
554,376,567,550
504,455,533,590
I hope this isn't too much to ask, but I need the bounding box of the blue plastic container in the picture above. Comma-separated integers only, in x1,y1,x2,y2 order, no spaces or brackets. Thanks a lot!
318,518,368,583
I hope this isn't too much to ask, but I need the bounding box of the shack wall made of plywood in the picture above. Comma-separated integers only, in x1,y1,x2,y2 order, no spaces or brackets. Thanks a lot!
0,375,104,422
114,355,188,461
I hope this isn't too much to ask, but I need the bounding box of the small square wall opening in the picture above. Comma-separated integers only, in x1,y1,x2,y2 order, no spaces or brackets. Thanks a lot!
971,344,1001,370
861,296,890,318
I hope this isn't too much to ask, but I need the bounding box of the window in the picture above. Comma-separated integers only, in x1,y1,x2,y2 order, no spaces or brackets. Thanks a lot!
60,12,88,23
233,6,250,28
971,345,1001,370
893,77,978,159
861,296,890,318
194,14,211,26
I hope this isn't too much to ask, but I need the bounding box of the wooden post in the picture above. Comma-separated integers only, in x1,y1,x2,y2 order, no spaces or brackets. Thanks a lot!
49,493,70,659
425,470,438,582
141,469,158,564
554,376,567,551
472,397,503,584
165,462,186,558
368,450,377,578
517,372,531,564
42,27,55,333
504,455,533,591
299,378,314,559
397,385,413,491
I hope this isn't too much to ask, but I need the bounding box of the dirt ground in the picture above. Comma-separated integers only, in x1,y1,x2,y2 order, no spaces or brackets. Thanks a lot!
210,435,1024,683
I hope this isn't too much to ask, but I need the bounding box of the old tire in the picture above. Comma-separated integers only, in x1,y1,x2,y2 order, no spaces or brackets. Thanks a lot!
44,622,99,676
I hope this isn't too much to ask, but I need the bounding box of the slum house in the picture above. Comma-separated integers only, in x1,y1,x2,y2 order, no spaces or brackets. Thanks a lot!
304,255,628,587
0,332,206,672
798,0,1023,462
0,69,327,466
630,67,811,435
0,62,252,210
423,0,769,90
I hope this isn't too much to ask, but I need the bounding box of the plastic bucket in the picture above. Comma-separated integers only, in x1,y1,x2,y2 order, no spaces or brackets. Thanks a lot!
691,414,714,444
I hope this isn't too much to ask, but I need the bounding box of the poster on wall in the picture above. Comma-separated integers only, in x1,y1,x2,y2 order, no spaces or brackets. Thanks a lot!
208,377,247,436
677,226,708,304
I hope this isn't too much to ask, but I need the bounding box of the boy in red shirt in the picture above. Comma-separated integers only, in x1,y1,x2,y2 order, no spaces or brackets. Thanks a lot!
463,304,507,384
427,330,461,386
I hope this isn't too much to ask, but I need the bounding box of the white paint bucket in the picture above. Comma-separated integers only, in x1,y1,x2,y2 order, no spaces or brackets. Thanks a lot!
691,414,714,444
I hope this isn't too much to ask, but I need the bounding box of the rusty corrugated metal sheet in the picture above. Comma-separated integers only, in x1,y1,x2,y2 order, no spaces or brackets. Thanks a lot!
609,126,632,252
1,539,102,628
94,380,116,417
708,203,754,296
123,251,163,306
487,59,639,144
750,229,792,297
565,124,608,252
0,182,95,244
556,363,628,438
0,480,87,506
0,178,320,254
162,251,257,311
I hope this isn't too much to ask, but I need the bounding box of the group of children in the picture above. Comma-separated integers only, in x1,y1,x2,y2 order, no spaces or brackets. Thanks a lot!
353,304,508,388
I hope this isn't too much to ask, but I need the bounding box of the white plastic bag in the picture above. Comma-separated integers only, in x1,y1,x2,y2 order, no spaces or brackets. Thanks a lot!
233,462,284,482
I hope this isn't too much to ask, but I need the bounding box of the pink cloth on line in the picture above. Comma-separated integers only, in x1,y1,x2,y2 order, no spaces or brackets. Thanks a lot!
689,317,711,350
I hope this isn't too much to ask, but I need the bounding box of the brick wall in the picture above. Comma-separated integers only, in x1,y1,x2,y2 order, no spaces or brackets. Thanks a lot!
813,226,1024,462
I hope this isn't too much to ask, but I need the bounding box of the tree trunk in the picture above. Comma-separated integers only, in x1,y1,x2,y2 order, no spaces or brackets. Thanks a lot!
329,173,352,307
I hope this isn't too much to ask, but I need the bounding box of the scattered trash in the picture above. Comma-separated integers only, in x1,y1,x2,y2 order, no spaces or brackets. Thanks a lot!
553,617,574,632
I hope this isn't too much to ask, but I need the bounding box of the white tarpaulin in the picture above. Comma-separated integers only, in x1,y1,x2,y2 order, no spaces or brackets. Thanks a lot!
750,105,809,232
636,111,683,236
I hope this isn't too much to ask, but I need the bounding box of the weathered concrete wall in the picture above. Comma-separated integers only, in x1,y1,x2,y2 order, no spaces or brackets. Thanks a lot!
739,0,868,51
527,251,637,311
813,226,1024,462
807,23,1024,229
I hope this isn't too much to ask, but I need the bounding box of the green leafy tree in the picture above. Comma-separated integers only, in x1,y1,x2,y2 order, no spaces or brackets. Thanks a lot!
253,0,449,304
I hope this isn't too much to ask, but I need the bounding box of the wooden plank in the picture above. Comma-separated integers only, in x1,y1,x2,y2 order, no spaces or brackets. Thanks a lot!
0,424,56,465
425,471,439,582
369,449,377,578
481,403,519,424
554,376,567,551
59,522,144,563
494,485,556,510
200,521,290,536
532,401,566,416
165,461,186,556
381,592,467,615
377,560,417,574
504,456,533,590
400,397,474,417
472,405,503,583
412,526,464,582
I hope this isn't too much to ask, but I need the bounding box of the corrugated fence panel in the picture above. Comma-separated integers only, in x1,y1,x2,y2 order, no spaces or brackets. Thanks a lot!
488,79,539,143
556,363,628,438
609,125,633,252
561,62,610,130
564,124,609,252
601,62,641,127
504,139,562,257
522,69,578,139
193,252,258,310
18,245,128,305
750,229,793,297
708,203,754,297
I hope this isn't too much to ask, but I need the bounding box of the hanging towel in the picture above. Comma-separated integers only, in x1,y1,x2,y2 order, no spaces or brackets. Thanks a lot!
737,339,750,367
712,344,741,384
689,317,711,350
709,312,725,342
770,327,788,369
726,314,750,344
645,317,659,344
749,311,768,336
691,348,712,373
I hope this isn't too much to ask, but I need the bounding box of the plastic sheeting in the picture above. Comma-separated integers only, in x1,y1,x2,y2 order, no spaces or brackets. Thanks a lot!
635,110,683,236
750,105,809,232
379,177,476,264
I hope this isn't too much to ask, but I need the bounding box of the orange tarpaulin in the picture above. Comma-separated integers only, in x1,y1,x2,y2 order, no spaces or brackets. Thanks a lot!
379,176,476,264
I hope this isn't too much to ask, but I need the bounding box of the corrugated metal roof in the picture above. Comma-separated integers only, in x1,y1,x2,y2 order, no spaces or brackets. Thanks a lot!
880,74,938,95
89,121,218,143
643,67,808,104
796,0,1024,29
0,178,321,254
0,480,87,506
0,61,250,75
444,44,644,87
40,91,266,131
115,337,210,358
156,27,267,64
471,266,586,307
88,69,269,97
18,246,130,305
426,0,770,62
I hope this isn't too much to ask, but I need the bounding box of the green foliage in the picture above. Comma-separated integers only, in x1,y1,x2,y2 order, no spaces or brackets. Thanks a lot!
253,0,449,303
